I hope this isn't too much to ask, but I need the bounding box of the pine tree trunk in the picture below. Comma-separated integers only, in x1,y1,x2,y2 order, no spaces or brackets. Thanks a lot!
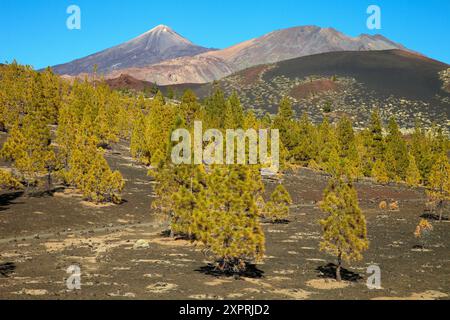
47,169,53,192
336,253,342,282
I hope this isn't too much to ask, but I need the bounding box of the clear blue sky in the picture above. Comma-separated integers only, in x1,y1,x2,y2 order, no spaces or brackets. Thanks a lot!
1,0,449,69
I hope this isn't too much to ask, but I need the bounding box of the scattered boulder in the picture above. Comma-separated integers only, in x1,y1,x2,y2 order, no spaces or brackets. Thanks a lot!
133,239,150,250
379,201,388,210
389,201,399,211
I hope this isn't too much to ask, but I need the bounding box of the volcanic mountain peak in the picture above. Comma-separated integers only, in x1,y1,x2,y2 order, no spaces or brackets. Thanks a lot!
51,25,213,75
133,24,193,47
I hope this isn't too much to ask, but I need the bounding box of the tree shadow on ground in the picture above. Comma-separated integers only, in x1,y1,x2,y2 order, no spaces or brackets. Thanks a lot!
0,262,16,277
420,213,449,221
0,191,24,211
316,263,363,282
159,230,195,241
27,187,65,198
196,263,265,279
263,219,291,225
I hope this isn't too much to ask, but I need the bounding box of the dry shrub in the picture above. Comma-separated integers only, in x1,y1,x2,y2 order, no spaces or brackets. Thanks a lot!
379,201,388,210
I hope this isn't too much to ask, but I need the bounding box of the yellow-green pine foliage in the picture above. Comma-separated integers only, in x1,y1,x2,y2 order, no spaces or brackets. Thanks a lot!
427,152,450,221
195,165,265,273
67,135,124,204
337,117,360,178
318,117,338,167
273,97,297,154
0,169,23,190
264,184,293,222
319,175,369,281
130,110,148,163
406,153,422,187
385,117,408,181
171,164,207,238
179,90,203,126
0,62,34,131
371,159,390,184
153,90,166,106
204,88,227,129
1,108,55,187
94,83,121,145
410,120,434,183
367,110,385,162
144,101,176,166
325,146,342,177
291,112,317,165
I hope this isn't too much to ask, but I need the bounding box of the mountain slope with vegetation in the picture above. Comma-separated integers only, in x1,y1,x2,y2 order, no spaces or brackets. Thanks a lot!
162,50,449,130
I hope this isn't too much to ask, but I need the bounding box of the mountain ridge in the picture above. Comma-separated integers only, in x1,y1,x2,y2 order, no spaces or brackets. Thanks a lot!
51,25,215,75
102,25,414,85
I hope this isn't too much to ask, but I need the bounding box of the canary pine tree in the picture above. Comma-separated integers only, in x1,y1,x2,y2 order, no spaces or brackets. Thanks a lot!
66,135,124,204
385,117,409,180
318,117,338,166
0,169,23,190
130,110,149,163
372,159,390,185
410,120,434,183
319,175,369,281
367,110,385,163
1,108,55,189
337,117,360,178
427,152,450,221
264,184,293,223
170,164,207,238
143,101,176,166
406,153,422,187
273,97,297,154
194,165,265,273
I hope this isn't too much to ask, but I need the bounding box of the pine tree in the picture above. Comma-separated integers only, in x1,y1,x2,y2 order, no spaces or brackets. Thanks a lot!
368,110,385,162
411,119,434,183
1,109,55,189
130,110,149,163
153,90,166,106
319,175,369,281
179,89,202,126
66,135,124,204
318,117,338,166
337,117,360,178
291,113,316,165
144,102,176,166
372,159,389,185
194,165,265,273
264,184,292,223
406,153,422,187
228,91,244,128
427,152,450,221
385,117,408,180
205,88,227,128
223,101,236,129
171,164,207,238
0,169,23,190
273,97,297,153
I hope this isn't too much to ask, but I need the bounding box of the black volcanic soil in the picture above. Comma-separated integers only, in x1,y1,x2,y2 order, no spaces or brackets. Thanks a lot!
161,50,450,125
263,50,449,101
0,141,449,300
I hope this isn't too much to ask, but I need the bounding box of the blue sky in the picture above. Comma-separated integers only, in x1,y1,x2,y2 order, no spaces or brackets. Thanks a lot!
1,0,449,69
